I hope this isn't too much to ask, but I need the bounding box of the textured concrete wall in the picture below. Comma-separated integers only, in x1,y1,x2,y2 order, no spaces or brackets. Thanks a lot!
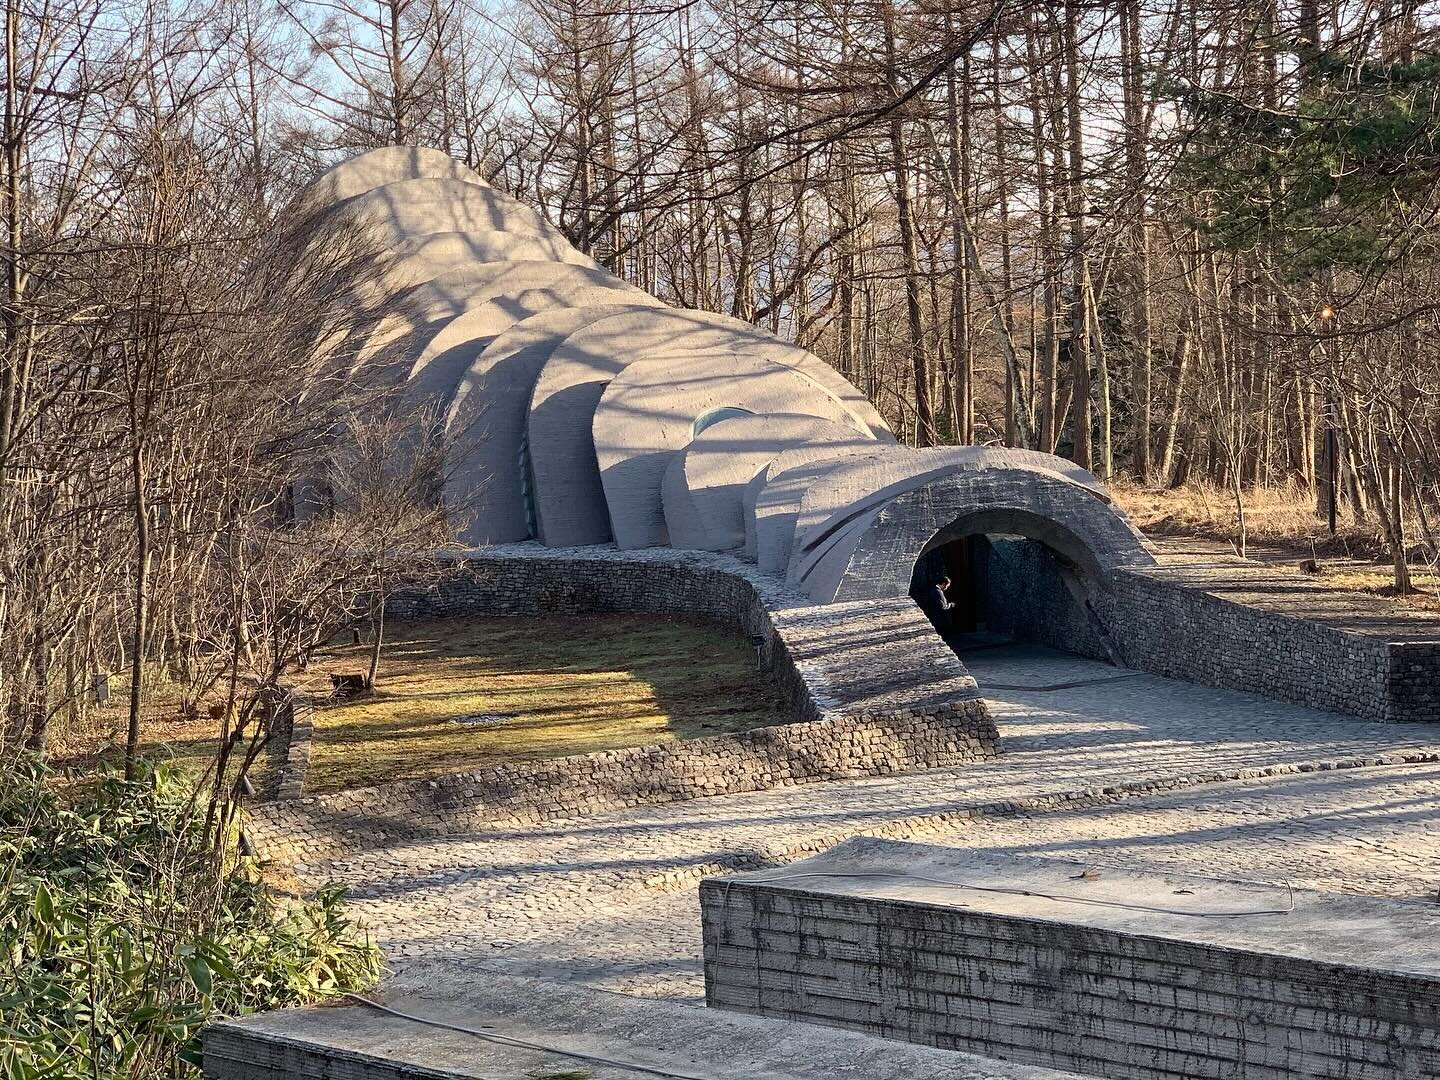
446,303,661,545
703,838,1440,1080
594,351,878,549
321,177,570,253
286,146,489,223
663,414,870,553
528,308,891,549
751,449,894,574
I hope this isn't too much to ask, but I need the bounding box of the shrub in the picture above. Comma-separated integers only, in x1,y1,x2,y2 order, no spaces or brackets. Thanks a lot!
0,756,383,1078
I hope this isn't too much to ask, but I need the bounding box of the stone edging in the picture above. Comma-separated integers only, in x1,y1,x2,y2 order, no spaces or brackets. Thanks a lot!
246,703,996,866
274,687,315,801
245,544,1000,865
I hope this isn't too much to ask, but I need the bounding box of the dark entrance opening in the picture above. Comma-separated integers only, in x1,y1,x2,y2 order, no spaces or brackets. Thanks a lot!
910,529,1113,663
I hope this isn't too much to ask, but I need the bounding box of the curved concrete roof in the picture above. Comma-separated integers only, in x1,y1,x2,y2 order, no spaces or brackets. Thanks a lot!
313,178,573,257
356,262,641,378
528,307,889,549
346,232,598,309
662,414,870,552
751,447,895,575
812,469,1156,604
630,336,892,443
787,446,1111,586
741,436,885,560
594,351,877,549
333,260,526,381
287,147,489,223
445,303,665,546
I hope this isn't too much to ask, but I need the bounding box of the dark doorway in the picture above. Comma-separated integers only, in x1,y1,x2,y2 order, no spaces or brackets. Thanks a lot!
911,532,1112,661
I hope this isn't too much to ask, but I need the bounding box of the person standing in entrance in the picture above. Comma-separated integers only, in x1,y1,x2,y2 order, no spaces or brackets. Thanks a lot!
933,575,956,635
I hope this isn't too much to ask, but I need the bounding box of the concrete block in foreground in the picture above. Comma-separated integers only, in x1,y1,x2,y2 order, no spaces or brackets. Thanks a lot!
203,972,1082,1079
702,837,1440,1080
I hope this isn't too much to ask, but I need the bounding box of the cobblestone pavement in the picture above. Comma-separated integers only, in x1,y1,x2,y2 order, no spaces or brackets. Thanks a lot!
311,644,1440,1003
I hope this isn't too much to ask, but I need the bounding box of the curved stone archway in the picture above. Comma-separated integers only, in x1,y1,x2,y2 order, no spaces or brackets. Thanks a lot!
819,470,1156,604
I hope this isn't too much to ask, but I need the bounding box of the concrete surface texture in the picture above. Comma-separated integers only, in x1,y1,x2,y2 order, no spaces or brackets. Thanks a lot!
205,972,1085,1080
345,232,599,309
662,414,871,552
703,838,1440,1078
751,447,899,573
285,146,489,223
319,177,570,250
594,350,880,548
784,446,1132,592
445,303,663,545
742,439,886,560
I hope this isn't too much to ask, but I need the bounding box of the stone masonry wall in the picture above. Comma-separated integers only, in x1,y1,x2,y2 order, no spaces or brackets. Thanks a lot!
976,544,1439,723
979,537,1110,660
1097,567,1412,722
245,545,995,866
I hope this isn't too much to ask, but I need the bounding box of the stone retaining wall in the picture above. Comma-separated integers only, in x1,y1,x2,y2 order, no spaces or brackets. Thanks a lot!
975,539,1440,722
246,545,995,866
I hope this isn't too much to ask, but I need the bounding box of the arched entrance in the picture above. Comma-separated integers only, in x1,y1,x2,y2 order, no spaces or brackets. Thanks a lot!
906,509,1114,659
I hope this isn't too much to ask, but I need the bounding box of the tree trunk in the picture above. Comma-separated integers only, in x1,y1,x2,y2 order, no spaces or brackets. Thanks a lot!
1062,0,1091,469
366,580,385,690
882,1,932,445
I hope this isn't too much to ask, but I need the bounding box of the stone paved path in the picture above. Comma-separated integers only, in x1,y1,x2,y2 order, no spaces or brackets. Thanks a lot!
309,644,1440,1005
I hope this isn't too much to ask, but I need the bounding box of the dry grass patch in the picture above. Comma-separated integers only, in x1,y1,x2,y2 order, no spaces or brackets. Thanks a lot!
1110,480,1384,559
302,614,788,794
1111,480,1440,611
47,669,282,790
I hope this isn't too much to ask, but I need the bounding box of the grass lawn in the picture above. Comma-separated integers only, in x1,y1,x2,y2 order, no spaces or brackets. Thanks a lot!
48,674,285,793
302,614,788,794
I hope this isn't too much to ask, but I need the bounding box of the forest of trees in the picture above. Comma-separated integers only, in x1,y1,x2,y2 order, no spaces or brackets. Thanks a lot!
3,0,1440,773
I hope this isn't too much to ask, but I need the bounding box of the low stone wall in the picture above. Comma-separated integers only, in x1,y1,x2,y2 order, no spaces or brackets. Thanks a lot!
246,707,994,865
974,540,1440,722
246,545,995,865
704,838,1440,1080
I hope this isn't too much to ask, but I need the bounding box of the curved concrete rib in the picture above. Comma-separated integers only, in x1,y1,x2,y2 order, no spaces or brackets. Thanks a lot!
787,447,1113,586
444,303,666,546
358,262,641,380
741,436,884,561
633,337,892,443
332,260,526,383
662,414,870,552
347,232,598,309
529,307,882,549
815,469,1157,605
752,447,895,575
594,351,876,550
286,146,490,223
313,178,573,258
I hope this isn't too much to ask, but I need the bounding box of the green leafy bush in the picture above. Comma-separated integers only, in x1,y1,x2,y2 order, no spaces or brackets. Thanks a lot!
0,756,383,1079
